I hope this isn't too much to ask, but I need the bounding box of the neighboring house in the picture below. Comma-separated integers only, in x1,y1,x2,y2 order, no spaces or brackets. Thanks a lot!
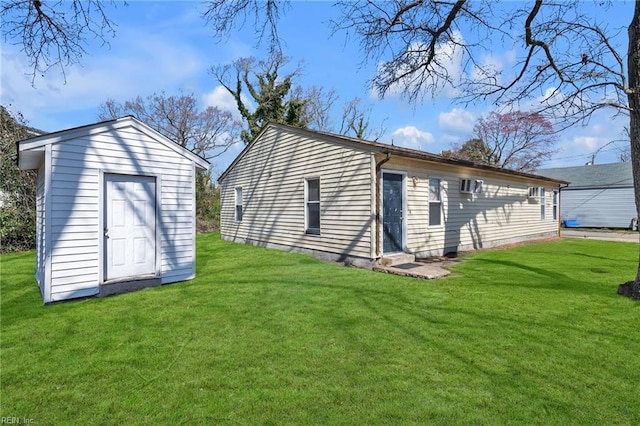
538,162,635,229
18,116,209,303
218,123,566,267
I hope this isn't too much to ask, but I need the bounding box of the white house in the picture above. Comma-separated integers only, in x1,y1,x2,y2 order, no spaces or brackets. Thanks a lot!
18,116,209,303
218,123,566,267
539,162,635,228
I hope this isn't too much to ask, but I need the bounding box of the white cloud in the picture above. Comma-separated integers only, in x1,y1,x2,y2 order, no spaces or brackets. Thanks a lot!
380,31,465,100
438,108,475,135
1,26,206,129
572,136,602,151
202,86,253,121
391,126,434,151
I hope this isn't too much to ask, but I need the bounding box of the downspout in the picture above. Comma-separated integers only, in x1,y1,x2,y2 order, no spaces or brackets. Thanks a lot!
375,152,391,258
557,182,570,236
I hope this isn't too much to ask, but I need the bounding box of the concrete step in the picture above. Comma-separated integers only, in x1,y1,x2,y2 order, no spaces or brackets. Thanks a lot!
377,253,415,267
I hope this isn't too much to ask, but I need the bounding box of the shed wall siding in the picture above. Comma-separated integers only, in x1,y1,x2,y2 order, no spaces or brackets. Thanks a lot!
35,165,46,293
560,187,635,228
220,127,374,260
48,129,196,300
383,157,558,256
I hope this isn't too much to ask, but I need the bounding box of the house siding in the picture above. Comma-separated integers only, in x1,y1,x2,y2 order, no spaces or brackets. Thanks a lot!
46,128,196,301
560,187,635,228
220,123,562,265
382,157,558,257
220,126,375,261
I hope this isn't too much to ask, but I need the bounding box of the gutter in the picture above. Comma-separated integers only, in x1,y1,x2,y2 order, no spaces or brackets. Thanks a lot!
375,152,391,258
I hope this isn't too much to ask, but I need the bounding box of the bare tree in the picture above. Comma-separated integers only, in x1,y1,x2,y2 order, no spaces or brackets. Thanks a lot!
202,0,289,54
212,53,386,142
211,53,310,143
334,0,640,298
298,86,338,133
5,1,639,295
98,92,241,160
1,0,119,83
617,127,632,162
339,97,385,140
466,111,558,173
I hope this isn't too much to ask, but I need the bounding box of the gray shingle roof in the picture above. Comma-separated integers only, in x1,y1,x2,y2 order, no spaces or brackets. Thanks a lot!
538,162,633,188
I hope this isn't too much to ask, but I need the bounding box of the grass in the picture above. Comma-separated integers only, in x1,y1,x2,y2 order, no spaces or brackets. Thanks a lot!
1,233,639,425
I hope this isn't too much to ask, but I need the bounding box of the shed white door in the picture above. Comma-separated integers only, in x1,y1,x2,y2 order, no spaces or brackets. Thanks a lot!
105,174,156,281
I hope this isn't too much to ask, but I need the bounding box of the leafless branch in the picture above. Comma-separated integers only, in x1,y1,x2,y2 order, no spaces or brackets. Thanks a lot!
1,0,119,84
201,0,289,54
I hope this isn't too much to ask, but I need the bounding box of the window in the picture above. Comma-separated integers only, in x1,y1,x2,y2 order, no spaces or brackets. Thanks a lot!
553,190,558,221
540,187,546,220
460,178,484,194
460,178,472,193
235,187,243,222
429,178,442,226
305,178,320,234
528,186,540,199
474,179,484,194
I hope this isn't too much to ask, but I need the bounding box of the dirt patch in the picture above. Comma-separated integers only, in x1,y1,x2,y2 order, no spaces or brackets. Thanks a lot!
617,281,640,300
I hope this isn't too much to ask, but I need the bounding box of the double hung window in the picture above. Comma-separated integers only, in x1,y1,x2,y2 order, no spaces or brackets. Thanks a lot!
235,187,243,222
306,178,320,234
429,178,442,226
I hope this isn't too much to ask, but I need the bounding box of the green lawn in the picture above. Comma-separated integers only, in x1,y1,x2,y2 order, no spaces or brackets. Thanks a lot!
1,234,639,425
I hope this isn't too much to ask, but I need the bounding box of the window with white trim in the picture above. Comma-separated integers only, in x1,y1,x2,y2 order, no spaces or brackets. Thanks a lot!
429,178,442,226
540,187,546,219
553,190,558,221
474,180,484,193
305,178,320,234
528,186,541,199
235,187,243,222
460,178,484,194
460,178,472,193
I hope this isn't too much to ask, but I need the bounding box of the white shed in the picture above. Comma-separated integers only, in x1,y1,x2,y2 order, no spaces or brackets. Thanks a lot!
18,116,209,303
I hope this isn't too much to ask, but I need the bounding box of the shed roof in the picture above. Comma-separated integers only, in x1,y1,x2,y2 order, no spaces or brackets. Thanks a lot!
538,162,633,189
18,116,210,171
219,122,568,185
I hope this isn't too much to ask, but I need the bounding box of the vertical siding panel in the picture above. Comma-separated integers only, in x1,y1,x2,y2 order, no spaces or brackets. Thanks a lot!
560,187,635,228
35,163,46,299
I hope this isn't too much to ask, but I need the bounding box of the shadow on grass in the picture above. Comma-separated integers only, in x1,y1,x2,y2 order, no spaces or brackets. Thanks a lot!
466,258,614,297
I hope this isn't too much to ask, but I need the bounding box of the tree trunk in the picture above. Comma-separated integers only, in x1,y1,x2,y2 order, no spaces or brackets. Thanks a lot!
630,0,640,298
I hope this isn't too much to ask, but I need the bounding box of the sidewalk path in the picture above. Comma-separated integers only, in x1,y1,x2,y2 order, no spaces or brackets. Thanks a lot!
561,230,639,243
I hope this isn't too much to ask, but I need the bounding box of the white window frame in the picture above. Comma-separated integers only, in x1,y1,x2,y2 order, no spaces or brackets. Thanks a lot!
429,177,443,227
460,178,484,194
305,177,321,234
235,187,243,222
528,186,541,201
474,179,484,194
460,178,473,193
553,190,558,221
540,187,546,220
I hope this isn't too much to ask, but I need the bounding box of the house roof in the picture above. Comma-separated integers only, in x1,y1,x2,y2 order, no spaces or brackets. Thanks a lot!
218,122,568,185
538,162,633,189
18,116,210,171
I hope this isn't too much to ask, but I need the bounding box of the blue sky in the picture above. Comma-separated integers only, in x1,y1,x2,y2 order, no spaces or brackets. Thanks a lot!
1,1,633,176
